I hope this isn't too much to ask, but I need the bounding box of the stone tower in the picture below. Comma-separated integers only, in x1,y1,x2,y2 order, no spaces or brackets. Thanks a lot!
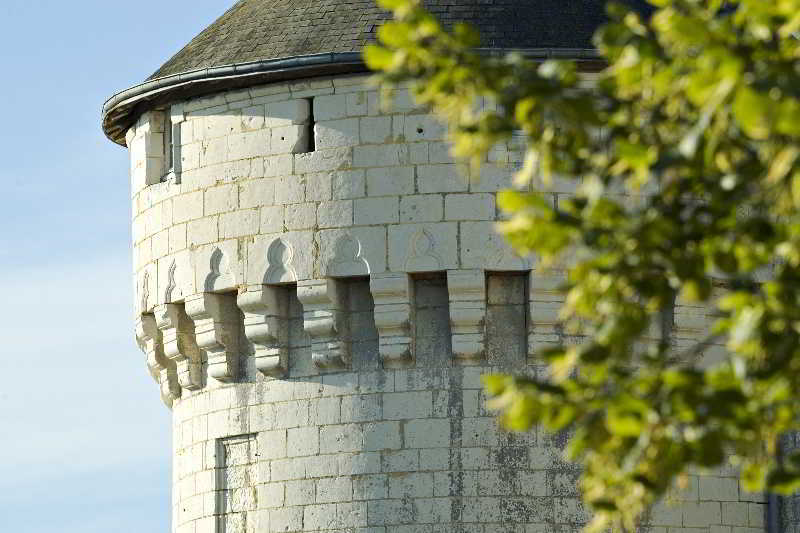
102,1,774,532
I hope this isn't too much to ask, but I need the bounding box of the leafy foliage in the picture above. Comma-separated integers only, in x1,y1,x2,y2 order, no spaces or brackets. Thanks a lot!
366,0,800,530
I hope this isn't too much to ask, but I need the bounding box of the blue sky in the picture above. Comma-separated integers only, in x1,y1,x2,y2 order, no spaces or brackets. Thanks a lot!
0,2,234,531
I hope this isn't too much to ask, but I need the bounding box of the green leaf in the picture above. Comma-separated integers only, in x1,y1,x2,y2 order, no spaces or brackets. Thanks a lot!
733,86,775,140
363,45,396,70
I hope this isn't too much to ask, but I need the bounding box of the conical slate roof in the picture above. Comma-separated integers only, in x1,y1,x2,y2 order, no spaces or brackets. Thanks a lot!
103,0,650,145
152,0,627,79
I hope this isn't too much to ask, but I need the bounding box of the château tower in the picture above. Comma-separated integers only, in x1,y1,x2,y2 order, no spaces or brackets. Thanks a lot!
103,1,781,531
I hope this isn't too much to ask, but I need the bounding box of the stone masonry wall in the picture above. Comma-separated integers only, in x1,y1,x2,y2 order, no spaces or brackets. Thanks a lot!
128,75,768,533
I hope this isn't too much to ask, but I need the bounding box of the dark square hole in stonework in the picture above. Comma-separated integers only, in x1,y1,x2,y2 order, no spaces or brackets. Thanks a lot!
412,272,452,366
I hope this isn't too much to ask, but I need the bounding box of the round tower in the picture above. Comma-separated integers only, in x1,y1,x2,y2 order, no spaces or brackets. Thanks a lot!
103,1,772,532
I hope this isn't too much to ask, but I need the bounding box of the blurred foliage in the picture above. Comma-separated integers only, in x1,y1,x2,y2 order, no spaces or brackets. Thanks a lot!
366,0,800,530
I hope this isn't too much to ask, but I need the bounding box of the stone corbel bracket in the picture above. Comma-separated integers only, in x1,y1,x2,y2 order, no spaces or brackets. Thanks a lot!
155,304,204,391
369,273,412,365
297,279,347,370
135,314,181,407
528,268,565,359
237,285,290,378
185,293,241,382
447,270,487,362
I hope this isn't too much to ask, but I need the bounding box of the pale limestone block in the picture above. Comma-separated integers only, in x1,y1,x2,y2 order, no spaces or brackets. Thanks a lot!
683,502,722,527
286,426,320,458
447,269,487,362
259,205,285,234
184,93,227,114
290,78,334,98
315,118,360,149
284,202,316,230
203,113,242,139
366,166,415,196
257,483,285,508
320,424,364,454
318,226,386,277
270,125,309,154
471,163,515,192
274,175,305,204
247,231,313,285
137,263,158,313
250,82,291,98
152,229,169,259
368,273,412,365
262,154,294,177
650,501,684,526
185,292,241,383
297,279,347,369
226,129,270,160
410,142,429,165
748,503,765,527
155,303,204,391
332,169,366,199
181,142,201,171
354,197,399,225
157,251,194,304
445,193,496,220
135,314,180,407
295,147,352,174
194,242,241,293
429,141,456,164
237,285,290,378
388,222,458,273
204,184,238,215
200,138,227,167
417,164,468,193
722,502,749,526
347,92,368,116
265,99,311,128
314,94,349,121
360,116,392,144
700,477,740,502
305,503,339,530
460,221,531,271
353,144,409,168
391,114,404,142
383,391,432,420
187,216,218,248
240,104,265,131
529,267,565,358
404,114,447,142
239,178,275,208
169,224,188,254
317,200,354,229
305,172,333,201
400,195,443,223
404,419,451,449
285,479,315,506
317,476,354,503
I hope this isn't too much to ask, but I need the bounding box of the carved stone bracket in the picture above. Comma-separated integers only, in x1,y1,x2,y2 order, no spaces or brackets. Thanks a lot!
155,304,204,391
185,293,241,382
447,270,487,362
369,273,412,365
297,279,346,369
237,285,290,377
135,314,181,407
528,268,564,359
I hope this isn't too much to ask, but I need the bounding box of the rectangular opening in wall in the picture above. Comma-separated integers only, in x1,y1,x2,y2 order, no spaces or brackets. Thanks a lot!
285,283,315,375
412,272,452,366
486,271,529,369
338,277,379,371
215,433,259,533
305,97,316,153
